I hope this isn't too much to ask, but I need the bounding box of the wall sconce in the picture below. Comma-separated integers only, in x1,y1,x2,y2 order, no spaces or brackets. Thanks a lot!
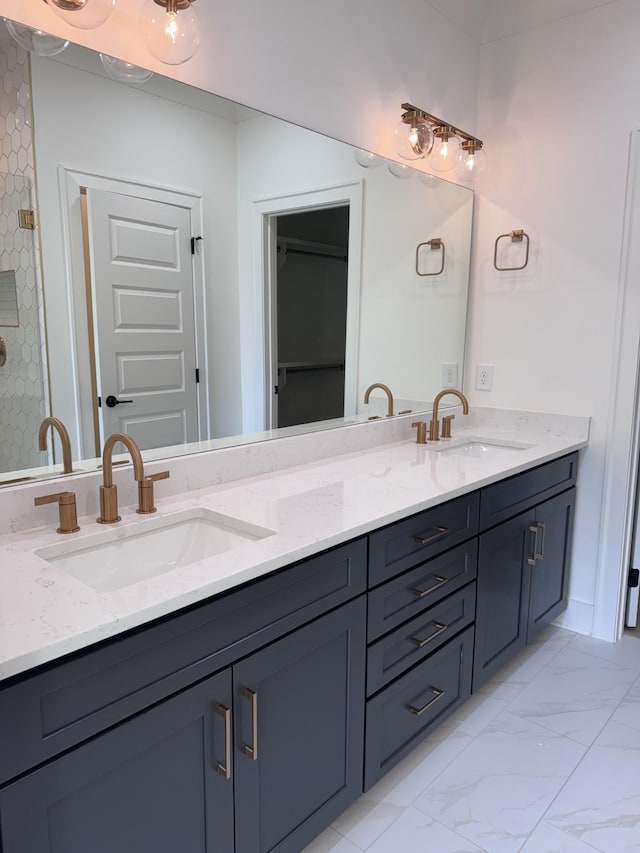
142,0,201,66
396,103,486,181
6,0,201,66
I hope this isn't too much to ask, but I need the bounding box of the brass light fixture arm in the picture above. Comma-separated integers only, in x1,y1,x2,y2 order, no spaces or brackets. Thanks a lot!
401,102,483,150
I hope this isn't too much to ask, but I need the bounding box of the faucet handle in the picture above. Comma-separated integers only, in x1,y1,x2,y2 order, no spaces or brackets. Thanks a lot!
137,470,170,515
441,414,456,439
411,421,427,445
34,491,80,534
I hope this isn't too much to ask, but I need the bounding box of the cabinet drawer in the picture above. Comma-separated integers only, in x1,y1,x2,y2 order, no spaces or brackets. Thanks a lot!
364,625,473,790
367,583,476,696
367,540,477,642
479,452,578,531
0,538,366,786
368,493,479,587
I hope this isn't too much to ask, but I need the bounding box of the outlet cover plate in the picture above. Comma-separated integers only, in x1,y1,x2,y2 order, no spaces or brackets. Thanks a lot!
476,363,494,391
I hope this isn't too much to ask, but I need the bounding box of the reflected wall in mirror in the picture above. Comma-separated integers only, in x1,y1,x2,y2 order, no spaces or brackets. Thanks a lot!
0,19,473,486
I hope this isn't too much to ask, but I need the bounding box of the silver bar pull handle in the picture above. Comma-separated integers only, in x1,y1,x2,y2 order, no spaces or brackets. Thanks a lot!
535,521,546,560
243,687,258,760
215,704,232,780
408,687,444,716
409,621,448,648
527,524,539,566
413,525,449,545
411,575,448,598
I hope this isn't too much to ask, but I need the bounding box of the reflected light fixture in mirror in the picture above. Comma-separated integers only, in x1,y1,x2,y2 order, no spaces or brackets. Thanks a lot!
3,19,69,55
396,102,485,180
143,0,201,65
99,53,154,85
45,0,115,29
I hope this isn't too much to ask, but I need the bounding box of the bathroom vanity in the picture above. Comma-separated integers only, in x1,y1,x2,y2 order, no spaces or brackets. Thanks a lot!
0,417,584,853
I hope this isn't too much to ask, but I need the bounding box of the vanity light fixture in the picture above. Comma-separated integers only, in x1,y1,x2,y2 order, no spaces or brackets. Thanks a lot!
397,102,485,180
142,0,201,66
44,0,116,30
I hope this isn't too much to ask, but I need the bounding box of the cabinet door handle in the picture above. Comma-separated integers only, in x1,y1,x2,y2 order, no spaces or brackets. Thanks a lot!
243,687,258,760
527,524,539,566
215,704,232,780
413,525,449,545
535,521,546,560
408,686,444,716
410,575,448,598
409,621,448,648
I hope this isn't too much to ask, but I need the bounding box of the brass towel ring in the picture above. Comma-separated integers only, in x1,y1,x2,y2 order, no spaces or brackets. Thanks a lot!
494,229,530,271
416,238,445,276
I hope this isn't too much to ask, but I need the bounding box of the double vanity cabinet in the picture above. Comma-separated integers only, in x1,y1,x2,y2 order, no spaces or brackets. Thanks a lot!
0,451,578,853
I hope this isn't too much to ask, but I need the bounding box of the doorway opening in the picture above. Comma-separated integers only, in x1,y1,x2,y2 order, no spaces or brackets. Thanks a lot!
270,206,350,429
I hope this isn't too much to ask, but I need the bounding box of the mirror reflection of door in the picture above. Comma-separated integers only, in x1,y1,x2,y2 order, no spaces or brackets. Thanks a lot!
272,206,349,429
81,187,200,452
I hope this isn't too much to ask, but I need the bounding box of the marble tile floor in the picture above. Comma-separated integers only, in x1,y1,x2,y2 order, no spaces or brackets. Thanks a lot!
303,625,640,853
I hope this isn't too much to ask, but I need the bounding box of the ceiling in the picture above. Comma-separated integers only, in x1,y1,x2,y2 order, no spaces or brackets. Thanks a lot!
425,0,621,43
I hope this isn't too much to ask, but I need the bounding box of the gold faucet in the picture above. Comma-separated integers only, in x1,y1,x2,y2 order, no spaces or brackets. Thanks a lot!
38,417,72,474
98,433,145,524
364,383,394,418
429,389,469,441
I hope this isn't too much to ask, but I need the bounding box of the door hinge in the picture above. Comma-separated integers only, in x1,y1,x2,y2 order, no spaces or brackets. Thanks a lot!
98,396,102,408
191,235,203,255
274,385,279,395
629,568,639,588
18,209,35,230
195,368,200,383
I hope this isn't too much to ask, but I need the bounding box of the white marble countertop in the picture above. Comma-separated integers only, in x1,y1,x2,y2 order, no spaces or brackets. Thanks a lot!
0,414,589,681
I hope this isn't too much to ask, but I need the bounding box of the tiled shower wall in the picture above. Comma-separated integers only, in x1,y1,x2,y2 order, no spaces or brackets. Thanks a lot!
0,27,47,474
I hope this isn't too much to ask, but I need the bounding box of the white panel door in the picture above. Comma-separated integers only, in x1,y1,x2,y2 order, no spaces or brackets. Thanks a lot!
86,188,199,450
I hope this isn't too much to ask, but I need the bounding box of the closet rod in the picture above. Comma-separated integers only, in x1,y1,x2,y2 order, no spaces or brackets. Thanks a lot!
277,246,348,262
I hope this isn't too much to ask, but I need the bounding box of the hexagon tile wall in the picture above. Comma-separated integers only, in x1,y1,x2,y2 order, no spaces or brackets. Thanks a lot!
0,28,47,475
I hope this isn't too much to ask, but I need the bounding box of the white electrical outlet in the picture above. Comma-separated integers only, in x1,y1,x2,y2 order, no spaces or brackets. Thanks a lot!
442,362,458,388
475,363,494,391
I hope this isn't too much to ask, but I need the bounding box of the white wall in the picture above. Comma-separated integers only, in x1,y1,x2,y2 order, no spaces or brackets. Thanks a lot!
30,53,241,449
467,0,640,636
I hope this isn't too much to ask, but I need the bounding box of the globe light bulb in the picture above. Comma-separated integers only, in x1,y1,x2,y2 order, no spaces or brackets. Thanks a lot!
45,0,116,30
353,148,384,169
456,141,487,182
3,19,69,56
387,160,415,180
99,54,154,85
394,112,433,161
143,0,201,66
428,127,460,173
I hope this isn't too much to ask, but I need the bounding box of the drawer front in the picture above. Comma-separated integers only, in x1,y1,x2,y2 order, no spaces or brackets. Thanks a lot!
367,583,476,696
479,452,578,531
0,538,366,786
368,492,479,587
364,625,473,790
367,540,477,642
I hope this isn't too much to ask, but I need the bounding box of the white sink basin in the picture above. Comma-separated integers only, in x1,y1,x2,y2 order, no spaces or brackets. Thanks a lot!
435,438,533,459
35,508,276,593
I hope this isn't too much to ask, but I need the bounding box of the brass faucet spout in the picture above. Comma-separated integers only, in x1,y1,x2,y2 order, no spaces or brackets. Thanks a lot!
38,417,72,474
98,433,145,524
429,389,469,442
101,432,145,488
364,383,394,418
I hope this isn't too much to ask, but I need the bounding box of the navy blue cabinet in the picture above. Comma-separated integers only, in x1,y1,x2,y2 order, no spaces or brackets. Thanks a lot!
474,455,577,690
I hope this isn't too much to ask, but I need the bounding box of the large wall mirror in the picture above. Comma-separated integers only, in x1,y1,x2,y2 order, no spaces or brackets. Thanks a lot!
0,19,473,486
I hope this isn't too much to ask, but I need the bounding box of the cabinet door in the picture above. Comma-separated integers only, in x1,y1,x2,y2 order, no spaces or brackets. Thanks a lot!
528,488,576,641
233,596,366,853
473,509,535,690
0,670,234,853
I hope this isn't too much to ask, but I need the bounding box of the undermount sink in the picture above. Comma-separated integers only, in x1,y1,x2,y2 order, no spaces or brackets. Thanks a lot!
35,508,276,593
434,438,534,459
